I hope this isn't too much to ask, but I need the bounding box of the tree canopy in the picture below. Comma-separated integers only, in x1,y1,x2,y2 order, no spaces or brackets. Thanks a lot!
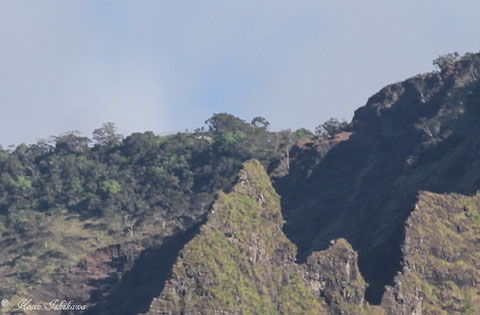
93,122,123,146
315,118,349,139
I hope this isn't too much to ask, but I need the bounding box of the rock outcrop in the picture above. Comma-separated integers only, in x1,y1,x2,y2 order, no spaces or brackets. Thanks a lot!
35,241,142,307
275,52,480,303
4,52,480,314
303,239,366,314
148,160,370,314
148,160,327,314
381,191,480,314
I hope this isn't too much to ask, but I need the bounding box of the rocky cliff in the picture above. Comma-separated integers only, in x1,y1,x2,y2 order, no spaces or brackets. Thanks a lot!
148,160,368,314
149,158,480,314
2,53,480,314
382,191,480,314
276,52,480,304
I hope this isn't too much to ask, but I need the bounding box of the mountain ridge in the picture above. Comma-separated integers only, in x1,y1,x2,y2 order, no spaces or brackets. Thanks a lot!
1,52,480,314
275,51,480,303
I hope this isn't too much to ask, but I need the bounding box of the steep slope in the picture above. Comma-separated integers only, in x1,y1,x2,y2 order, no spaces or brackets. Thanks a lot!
276,52,480,303
86,222,204,314
3,52,480,314
148,160,368,314
303,238,367,314
102,160,480,314
0,115,307,310
381,191,480,314
148,160,326,314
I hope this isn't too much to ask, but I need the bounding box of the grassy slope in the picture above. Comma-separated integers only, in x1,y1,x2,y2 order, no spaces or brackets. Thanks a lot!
149,160,327,314
382,191,480,314
0,210,150,310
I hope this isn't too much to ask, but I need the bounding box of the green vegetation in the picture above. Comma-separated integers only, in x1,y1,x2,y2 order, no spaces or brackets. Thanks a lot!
8,176,32,192
382,191,480,314
276,51,480,305
99,179,121,197
151,160,326,314
0,115,310,304
2,51,480,314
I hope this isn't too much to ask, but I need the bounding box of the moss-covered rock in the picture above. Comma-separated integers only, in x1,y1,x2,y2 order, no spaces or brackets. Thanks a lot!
148,160,327,314
303,238,367,314
381,191,480,314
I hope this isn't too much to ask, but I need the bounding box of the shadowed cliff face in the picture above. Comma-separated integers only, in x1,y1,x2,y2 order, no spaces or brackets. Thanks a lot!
3,53,480,314
148,160,368,314
275,53,480,303
85,222,204,315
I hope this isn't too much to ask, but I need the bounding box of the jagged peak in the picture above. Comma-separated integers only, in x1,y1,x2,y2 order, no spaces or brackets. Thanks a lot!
148,160,326,314
148,161,376,314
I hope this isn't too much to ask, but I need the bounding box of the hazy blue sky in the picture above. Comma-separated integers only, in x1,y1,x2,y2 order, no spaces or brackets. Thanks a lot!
1,1,480,145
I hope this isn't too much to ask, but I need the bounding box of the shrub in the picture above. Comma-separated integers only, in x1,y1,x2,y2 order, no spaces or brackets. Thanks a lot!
99,180,121,198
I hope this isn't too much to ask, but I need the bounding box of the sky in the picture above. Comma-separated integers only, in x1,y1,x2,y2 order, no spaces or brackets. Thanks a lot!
1,1,480,146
